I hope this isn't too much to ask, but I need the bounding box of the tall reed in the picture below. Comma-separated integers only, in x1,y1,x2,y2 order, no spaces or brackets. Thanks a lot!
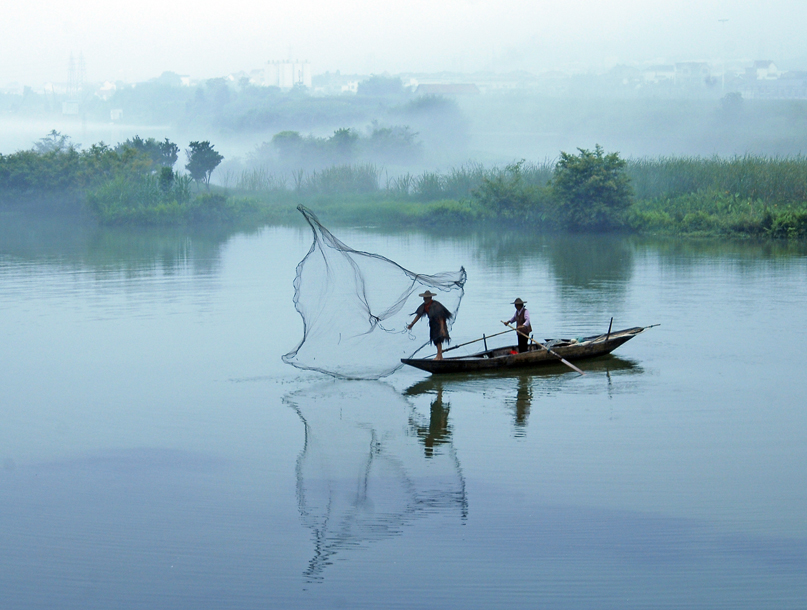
627,155,807,205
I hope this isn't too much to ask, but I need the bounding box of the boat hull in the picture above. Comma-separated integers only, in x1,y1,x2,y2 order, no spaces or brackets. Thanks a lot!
400,327,647,374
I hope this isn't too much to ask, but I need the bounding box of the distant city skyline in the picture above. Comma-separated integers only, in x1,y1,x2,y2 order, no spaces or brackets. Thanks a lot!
2,1,807,87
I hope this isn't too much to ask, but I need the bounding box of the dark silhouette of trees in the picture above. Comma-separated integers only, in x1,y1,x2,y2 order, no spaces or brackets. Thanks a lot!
118,136,179,168
185,141,224,190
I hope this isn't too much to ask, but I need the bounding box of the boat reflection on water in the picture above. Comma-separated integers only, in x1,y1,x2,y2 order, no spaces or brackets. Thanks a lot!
405,355,644,436
284,381,467,582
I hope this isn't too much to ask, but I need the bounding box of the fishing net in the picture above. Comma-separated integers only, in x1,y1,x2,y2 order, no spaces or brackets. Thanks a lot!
283,206,466,379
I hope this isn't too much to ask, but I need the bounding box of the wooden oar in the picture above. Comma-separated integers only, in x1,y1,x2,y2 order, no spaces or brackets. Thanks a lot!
501,321,585,376
429,327,516,357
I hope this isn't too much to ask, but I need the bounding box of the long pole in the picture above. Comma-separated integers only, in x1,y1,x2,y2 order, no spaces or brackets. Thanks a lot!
436,327,516,355
501,321,585,376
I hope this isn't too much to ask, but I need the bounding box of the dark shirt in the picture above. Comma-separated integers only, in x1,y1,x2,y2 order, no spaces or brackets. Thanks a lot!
415,299,452,345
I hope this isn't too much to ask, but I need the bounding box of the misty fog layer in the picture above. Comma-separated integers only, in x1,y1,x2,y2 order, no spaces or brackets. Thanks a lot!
5,73,807,177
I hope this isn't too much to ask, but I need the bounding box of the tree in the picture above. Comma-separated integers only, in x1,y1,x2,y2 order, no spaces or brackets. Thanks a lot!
34,130,74,153
719,92,744,122
205,78,231,109
356,75,408,97
366,122,421,164
185,141,223,190
158,138,179,167
118,136,178,168
551,145,632,231
328,128,358,164
271,131,303,159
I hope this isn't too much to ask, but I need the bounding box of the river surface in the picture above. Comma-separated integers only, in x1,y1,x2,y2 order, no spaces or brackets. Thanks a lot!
2,211,806,609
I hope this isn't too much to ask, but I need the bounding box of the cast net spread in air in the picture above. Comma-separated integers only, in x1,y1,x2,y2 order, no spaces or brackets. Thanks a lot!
282,206,466,379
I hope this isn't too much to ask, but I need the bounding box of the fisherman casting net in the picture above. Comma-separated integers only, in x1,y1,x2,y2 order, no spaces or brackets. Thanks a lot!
283,206,466,379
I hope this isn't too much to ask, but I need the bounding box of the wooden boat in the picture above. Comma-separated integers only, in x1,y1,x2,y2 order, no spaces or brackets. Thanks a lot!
401,326,651,375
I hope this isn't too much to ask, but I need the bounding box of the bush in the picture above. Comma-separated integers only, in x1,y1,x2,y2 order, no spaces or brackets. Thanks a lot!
86,173,192,225
768,208,807,238
552,145,632,231
302,164,379,195
472,160,551,222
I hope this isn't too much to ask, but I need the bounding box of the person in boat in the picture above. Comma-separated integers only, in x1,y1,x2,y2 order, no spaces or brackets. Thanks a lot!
407,290,452,360
504,297,531,353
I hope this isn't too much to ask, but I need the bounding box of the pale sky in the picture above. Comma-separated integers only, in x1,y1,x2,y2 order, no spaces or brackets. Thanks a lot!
2,0,806,86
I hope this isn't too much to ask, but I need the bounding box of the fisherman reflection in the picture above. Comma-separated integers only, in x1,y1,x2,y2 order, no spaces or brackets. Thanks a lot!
512,376,533,437
287,381,467,582
411,385,452,458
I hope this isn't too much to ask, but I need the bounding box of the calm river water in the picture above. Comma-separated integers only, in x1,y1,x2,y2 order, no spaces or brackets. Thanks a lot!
2,211,806,609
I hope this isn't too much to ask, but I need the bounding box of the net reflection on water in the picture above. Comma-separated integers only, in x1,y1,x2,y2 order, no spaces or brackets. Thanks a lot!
284,381,467,582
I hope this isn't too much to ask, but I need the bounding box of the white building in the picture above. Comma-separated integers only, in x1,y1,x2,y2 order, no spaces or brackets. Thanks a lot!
750,60,780,80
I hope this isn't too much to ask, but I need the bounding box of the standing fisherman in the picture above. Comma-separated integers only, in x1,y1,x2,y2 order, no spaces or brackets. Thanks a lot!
407,290,452,360
504,297,531,353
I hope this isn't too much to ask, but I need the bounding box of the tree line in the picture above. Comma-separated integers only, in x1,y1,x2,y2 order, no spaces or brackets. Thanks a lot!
0,131,223,193
4,132,807,237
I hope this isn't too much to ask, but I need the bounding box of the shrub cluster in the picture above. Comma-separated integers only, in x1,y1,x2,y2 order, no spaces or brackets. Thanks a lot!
250,125,422,171
1,132,237,225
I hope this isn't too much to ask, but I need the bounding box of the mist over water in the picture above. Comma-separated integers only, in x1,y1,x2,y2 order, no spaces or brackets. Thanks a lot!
6,91,807,172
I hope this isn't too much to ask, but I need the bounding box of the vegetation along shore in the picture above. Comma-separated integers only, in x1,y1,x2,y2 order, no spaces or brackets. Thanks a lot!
2,130,807,238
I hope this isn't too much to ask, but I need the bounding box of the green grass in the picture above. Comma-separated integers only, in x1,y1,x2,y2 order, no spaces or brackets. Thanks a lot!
201,155,807,237
7,149,807,237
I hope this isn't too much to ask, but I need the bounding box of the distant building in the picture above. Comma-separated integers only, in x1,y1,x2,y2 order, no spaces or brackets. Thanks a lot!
748,60,780,80
643,65,676,84
414,83,480,95
110,109,123,121
674,62,711,86
263,61,312,89
62,100,79,115
742,69,807,100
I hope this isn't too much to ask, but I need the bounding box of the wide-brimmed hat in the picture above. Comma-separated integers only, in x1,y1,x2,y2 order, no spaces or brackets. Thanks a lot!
419,290,437,298
512,298,526,305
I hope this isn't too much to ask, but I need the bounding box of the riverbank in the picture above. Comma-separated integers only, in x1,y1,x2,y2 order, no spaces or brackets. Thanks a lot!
6,185,807,239
214,189,807,238
4,141,807,237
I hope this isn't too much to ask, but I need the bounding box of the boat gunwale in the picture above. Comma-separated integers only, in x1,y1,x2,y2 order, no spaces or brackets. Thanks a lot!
400,326,648,373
